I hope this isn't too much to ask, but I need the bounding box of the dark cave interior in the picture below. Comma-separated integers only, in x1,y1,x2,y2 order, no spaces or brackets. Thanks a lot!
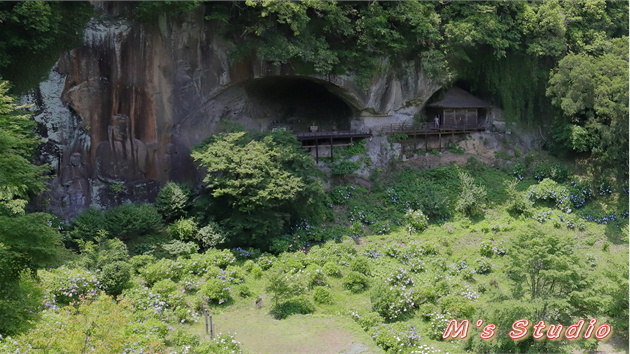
244,76,354,131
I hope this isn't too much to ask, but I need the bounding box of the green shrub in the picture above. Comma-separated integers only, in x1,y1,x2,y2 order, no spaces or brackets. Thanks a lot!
39,267,100,305
534,163,569,183
200,277,232,305
76,235,129,271
272,295,315,319
197,221,227,249
526,178,571,212
304,265,328,288
350,256,372,276
322,262,342,277
129,254,156,273
156,182,190,221
504,179,532,214
349,310,384,331
439,295,476,318
371,283,416,322
155,240,197,258
456,171,487,217
330,160,361,175
104,203,162,240
166,328,200,348
166,218,198,242
98,260,132,297
343,271,370,293
403,209,429,233
151,279,179,297
237,284,252,298
139,259,182,286
68,208,107,242
193,333,242,354
313,286,334,304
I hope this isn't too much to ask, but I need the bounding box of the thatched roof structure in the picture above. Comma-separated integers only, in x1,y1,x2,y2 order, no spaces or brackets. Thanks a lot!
428,87,491,108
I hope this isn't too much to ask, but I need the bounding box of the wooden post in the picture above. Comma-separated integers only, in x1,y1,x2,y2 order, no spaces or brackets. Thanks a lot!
315,138,319,163
425,131,428,153
414,133,417,153
204,310,209,335
439,132,442,152
210,314,215,339
330,137,334,161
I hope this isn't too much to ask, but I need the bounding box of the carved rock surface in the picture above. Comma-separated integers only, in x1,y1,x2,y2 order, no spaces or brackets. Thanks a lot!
27,7,441,219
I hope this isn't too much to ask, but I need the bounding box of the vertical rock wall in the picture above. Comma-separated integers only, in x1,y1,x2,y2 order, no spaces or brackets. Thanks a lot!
28,6,441,220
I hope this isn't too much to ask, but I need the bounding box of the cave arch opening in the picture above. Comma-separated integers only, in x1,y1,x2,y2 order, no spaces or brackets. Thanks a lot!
243,76,355,131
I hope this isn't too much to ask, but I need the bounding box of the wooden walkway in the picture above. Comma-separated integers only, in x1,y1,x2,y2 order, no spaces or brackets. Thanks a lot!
384,122,486,154
294,130,372,163
284,122,486,161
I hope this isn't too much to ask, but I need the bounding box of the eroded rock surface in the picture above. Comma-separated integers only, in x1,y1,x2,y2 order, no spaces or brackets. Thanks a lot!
27,7,441,219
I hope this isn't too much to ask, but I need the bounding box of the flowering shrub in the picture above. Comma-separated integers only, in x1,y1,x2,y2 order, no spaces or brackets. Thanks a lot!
526,178,571,213
370,220,392,235
371,322,422,353
194,333,242,354
371,283,416,322
200,277,232,305
322,262,342,277
479,238,506,257
330,185,365,204
139,259,183,286
428,312,451,340
568,180,593,209
349,310,384,332
404,209,429,233
475,258,493,274
40,267,100,306
256,253,276,270
513,162,526,180
303,265,328,288
123,285,193,323
349,206,377,225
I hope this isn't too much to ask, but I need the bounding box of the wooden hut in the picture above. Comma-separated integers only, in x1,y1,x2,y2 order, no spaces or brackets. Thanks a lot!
428,87,491,130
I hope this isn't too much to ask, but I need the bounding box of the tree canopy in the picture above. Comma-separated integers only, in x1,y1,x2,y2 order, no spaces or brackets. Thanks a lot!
192,130,326,248
547,36,629,171
0,80,64,335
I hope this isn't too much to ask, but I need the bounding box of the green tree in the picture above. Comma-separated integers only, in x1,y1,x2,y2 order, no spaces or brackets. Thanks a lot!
455,171,487,217
547,36,629,172
156,182,190,221
0,81,46,215
0,80,65,335
191,130,325,248
506,228,595,316
0,2,92,93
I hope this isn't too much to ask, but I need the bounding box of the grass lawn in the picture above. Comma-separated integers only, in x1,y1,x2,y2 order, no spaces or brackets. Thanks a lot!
197,307,384,353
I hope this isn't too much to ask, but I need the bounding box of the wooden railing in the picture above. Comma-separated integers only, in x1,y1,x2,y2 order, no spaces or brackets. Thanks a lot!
382,122,486,134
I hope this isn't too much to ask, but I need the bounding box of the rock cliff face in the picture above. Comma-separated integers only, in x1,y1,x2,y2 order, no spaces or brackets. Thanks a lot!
27,6,441,219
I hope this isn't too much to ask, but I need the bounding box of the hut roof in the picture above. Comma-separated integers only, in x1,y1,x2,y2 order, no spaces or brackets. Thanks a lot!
428,87,492,108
